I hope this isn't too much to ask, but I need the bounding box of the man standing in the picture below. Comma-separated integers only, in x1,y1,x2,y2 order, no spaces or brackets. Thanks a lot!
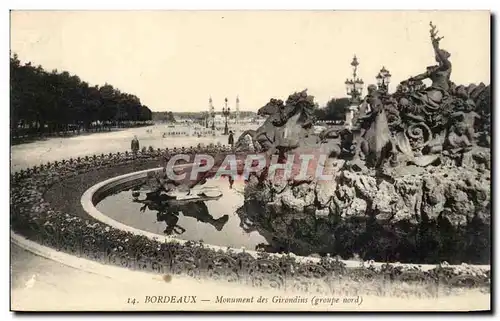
131,135,140,155
228,130,235,149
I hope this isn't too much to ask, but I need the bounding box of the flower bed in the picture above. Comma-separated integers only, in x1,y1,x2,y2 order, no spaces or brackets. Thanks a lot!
10,145,490,297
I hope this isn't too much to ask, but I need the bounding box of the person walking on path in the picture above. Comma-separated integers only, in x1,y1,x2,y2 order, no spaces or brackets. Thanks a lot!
131,135,140,155
228,131,235,149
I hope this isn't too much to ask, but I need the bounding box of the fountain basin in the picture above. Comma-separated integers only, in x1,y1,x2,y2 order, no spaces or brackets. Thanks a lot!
82,167,269,250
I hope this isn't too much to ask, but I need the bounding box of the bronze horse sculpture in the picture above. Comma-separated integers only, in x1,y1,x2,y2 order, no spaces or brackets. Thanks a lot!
235,90,319,157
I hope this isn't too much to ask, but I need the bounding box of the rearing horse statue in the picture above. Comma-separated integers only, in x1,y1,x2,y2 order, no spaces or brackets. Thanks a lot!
235,90,318,156
234,98,284,153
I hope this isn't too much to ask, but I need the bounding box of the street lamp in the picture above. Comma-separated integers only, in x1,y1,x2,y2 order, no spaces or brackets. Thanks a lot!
344,55,364,105
376,66,391,93
222,97,231,135
344,55,364,129
209,96,215,132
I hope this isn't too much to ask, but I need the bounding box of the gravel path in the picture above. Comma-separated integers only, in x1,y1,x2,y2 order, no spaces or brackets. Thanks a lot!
10,125,232,171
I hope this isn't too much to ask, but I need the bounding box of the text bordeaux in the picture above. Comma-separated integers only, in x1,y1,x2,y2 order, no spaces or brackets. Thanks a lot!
144,295,197,304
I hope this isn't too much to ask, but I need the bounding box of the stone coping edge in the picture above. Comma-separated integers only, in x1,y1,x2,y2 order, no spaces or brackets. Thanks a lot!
80,168,491,272
11,231,159,281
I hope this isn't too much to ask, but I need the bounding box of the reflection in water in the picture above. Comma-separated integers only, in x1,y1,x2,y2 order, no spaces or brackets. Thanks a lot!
97,175,491,262
96,177,269,250
132,191,229,236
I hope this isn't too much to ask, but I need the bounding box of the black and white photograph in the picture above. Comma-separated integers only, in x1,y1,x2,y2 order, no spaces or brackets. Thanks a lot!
8,9,491,312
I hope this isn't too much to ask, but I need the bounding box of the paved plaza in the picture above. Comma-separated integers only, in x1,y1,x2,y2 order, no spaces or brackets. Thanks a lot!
10,243,489,311
10,124,253,171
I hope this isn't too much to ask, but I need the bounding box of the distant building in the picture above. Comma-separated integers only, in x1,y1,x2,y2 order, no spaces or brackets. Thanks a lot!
254,116,266,126
214,114,225,124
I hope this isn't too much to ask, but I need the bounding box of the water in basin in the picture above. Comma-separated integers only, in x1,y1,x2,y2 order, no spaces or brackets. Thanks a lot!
96,177,269,250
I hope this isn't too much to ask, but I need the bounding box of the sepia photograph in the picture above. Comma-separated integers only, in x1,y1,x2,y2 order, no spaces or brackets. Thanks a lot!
8,9,491,312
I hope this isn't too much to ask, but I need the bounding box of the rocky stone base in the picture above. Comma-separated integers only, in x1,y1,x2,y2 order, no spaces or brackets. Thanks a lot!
238,149,491,264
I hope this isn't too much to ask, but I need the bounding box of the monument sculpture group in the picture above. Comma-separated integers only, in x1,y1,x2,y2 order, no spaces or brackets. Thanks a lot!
230,22,491,263
96,21,491,265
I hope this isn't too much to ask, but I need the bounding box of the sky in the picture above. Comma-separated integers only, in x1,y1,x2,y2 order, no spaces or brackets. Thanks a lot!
10,11,490,112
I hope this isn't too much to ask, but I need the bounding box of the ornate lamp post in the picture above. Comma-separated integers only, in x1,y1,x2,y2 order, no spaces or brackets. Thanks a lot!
344,55,364,129
376,66,391,93
222,97,231,135
209,96,215,132
235,95,240,125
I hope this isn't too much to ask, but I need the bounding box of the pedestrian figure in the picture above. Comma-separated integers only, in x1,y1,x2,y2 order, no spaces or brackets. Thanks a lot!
131,135,140,155
228,130,235,149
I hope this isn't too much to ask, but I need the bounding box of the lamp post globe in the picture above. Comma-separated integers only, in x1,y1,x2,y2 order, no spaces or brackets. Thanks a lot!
376,66,391,93
354,78,364,100
385,72,392,86
345,79,354,96
376,73,383,87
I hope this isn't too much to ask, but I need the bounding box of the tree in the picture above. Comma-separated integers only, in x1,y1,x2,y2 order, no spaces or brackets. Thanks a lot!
315,97,350,121
167,112,176,122
10,52,153,139
152,111,176,123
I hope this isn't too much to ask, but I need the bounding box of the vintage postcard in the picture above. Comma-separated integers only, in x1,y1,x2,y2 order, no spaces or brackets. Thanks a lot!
9,10,491,312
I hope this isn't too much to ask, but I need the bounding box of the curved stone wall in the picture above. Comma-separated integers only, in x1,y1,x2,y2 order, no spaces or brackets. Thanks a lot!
10,146,491,295
81,167,169,241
